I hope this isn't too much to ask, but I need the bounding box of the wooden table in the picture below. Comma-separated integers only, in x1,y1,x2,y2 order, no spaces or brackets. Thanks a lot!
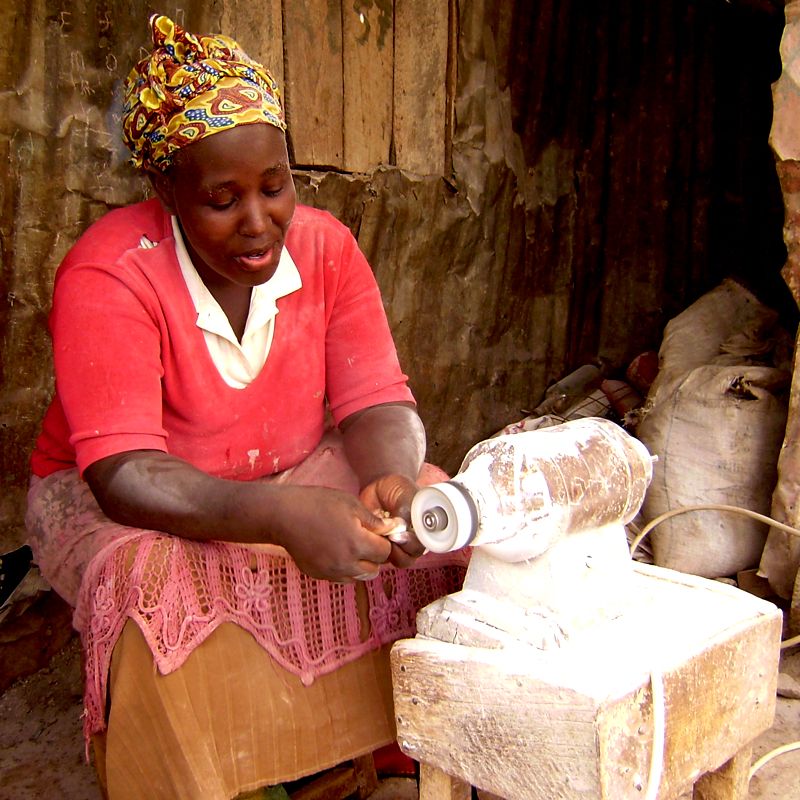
391,564,782,800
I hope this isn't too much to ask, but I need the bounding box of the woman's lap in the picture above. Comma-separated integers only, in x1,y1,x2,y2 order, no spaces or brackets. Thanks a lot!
96,620,396,800
23,431,464,790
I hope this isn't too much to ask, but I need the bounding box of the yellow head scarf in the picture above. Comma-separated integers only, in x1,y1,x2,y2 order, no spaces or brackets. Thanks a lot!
122,15,286,172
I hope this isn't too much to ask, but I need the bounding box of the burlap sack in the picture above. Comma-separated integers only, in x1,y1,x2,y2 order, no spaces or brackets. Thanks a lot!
646,278,784,405
636,279,792,578
638,365,789,578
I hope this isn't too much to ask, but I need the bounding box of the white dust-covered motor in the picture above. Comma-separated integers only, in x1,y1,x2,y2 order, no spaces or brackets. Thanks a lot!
411,416,654,562
410,417,656,648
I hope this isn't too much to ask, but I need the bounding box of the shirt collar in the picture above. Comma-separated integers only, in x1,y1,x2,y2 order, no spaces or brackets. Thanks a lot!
171,216,302,341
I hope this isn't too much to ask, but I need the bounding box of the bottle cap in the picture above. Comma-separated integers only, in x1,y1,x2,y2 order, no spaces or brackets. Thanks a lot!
410,482,478,553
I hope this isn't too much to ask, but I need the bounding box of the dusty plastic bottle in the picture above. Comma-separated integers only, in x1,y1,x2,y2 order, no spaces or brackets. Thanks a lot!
410,417,654,562
533,364,603,416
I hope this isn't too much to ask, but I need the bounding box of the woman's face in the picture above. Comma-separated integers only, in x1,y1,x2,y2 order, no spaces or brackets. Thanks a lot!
152,123,296,289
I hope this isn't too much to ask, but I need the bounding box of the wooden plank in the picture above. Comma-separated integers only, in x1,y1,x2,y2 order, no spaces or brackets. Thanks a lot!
393,566,781,800
419,763,471,800
288,756,375,800
290,765,355,800
392,639,602,799
607,568,778,800
283,0,343,168
394,0,448,174
444,0,457,175
342,0,393,171
352,754,378,798
220,1,284,92
693,746,753,800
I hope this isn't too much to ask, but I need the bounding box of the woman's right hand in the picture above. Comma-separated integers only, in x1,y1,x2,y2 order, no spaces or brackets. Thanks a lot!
268,485,395,582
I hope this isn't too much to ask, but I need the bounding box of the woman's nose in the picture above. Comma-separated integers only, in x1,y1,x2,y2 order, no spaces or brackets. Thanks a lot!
239,197,270,237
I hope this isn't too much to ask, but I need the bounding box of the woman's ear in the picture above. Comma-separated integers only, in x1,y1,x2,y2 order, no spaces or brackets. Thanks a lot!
147,167,177,214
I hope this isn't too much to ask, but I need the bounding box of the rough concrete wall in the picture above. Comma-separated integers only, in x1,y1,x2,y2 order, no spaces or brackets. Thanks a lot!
0,0,790,552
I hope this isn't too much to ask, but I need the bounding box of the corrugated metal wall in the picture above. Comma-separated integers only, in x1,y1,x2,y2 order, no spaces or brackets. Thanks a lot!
0,0,792,546
501,0,790,367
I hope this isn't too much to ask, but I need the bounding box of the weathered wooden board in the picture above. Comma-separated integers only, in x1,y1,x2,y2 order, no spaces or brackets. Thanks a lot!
693,747,752,800
392,566,781,800
342,0,393,171
419,764,471,800
394,0,449,174
394,640,601,797
220,0,284,90
283,0,344,167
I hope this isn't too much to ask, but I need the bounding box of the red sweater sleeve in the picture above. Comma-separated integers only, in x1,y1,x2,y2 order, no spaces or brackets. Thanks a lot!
50,262,169,474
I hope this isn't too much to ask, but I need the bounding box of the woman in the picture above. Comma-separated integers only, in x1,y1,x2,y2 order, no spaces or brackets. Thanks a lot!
25,15,465,799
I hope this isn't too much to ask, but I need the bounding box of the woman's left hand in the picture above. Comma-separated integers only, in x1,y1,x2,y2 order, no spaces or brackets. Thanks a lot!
359,474,426,567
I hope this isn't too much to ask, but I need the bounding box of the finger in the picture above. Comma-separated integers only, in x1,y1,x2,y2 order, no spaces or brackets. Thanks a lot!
396,531,425,558
378,477,417,520
360,476,417,522
380,518,409,544
387,542,419,569
353,558,383,581
358,484,380,515
356,526,393,566
389,487,415,522
360,508,400,536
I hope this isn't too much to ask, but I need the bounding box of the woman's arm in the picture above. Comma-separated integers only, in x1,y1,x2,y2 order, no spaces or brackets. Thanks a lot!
340,401,429,564
339,401,425,490
84,451,395,582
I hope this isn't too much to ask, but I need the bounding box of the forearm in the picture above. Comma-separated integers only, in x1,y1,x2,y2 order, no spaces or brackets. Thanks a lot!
84,450,288,544
84,449,397,581
340,402,426,489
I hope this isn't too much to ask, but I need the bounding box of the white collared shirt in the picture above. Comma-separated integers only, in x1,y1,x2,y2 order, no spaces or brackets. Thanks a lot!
170,217,302,388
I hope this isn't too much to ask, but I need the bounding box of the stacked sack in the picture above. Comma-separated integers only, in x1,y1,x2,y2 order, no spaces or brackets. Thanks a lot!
635,278,793,579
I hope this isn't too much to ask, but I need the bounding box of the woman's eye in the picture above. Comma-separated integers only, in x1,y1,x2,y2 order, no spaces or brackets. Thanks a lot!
209,198,234,210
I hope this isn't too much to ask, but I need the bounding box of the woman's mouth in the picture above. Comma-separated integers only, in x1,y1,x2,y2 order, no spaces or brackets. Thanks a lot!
235,244,278,272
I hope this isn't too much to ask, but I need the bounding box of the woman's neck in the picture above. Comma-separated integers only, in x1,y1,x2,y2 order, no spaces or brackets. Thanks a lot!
207,282,252,342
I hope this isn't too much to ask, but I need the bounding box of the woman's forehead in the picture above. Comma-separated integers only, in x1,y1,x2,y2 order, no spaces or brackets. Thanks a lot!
174,123,290,181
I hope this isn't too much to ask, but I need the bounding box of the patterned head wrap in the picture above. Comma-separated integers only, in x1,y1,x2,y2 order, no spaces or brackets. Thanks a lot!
122,15,286,172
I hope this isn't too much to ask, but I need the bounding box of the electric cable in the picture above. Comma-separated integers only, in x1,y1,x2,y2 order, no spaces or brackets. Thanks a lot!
748,741,800,781
643,670,665,800
628,503,800,560
781,633,800,650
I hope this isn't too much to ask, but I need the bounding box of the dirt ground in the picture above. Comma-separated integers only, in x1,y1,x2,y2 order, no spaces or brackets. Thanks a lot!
0,635,798,800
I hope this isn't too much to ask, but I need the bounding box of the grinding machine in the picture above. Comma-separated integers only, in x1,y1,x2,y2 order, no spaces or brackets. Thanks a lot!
390,417,782,800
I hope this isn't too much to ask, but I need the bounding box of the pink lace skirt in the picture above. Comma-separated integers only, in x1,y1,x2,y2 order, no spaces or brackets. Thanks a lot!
25,432,468,749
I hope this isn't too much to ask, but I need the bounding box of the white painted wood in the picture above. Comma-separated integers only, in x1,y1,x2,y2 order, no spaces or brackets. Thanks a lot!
393,565,782,800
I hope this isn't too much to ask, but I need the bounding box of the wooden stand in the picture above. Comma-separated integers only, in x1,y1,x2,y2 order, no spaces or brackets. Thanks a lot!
288,755,378,800
391,564,782,800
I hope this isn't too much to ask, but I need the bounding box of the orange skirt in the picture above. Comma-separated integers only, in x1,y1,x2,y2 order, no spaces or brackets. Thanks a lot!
93,620,397,800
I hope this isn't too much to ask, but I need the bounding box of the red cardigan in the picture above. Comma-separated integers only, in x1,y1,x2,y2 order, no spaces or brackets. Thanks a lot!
31,199,413,480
